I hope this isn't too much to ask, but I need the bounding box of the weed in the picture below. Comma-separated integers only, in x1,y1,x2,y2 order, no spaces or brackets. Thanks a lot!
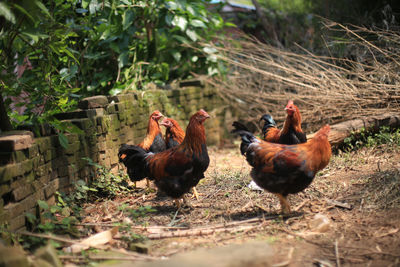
83,157,131,199
343,126,400,152
23,199,79,250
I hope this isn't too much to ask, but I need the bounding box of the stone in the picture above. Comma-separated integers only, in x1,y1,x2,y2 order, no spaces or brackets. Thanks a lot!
128,242,150,254
0,131,34,152
309,213,332,233
34,243,63,267
0,246,30,267
78,95,109,109
104,242,273,267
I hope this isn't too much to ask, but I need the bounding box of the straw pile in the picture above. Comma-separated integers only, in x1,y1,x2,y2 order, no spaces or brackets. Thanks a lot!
209,21,400,132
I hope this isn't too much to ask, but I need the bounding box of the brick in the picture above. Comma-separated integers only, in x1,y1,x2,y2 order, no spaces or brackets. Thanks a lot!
35,137,51,153
9,214,26,231
78,95,109,109
44,180,58,199
35,162,51,178
64,142,80,155
86,108,105,118
32,175,50,191
0,163,22,183
0,183,11,197
4,202,24,219
0,131,34,152
12,184,33,201
0,152,13,165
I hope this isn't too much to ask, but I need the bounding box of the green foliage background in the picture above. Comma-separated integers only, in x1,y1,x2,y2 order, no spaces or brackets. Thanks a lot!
0,0,228,134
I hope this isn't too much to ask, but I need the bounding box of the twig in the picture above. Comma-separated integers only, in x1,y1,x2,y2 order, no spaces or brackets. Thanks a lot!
18,231,76,244
59,254,158,261
335,239,341,267
294,199,310,211
325,199,353,210
148,224,260,239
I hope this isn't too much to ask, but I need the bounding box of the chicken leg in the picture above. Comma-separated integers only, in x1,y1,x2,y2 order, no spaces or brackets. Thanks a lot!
192,187,200,201
276,193,291,214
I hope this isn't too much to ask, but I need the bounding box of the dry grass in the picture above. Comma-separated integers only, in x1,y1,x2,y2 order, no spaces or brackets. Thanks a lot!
208,20,400,131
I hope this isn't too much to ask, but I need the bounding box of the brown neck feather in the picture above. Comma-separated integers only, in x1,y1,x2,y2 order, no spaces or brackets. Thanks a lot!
181,118,206,152
281,108,302,135
169,125,185,143
139,119,161,149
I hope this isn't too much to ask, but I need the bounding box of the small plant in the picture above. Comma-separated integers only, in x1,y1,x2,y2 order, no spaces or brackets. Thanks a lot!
83,157,131,199
343,126,400,151
23,200,79,250
124,206,157,223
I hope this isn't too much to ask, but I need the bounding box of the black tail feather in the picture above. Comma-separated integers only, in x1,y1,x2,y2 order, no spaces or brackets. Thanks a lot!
118,144,149,182
231,122,259,155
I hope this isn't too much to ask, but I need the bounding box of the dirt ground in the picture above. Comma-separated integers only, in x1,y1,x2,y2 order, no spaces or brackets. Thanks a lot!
77,143,400,267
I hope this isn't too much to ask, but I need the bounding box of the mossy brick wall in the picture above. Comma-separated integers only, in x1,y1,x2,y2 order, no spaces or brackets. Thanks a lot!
0,85,239,231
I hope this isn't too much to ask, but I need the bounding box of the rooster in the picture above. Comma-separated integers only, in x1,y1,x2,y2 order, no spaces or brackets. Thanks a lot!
232,124,331,213
119,110,210,208
160,117,201,200
234,100,306,145
278,100,307,145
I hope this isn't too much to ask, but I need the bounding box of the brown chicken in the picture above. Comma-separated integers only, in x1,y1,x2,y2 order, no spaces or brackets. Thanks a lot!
160,117,200,200
232,123,331,213
138,110,167,152
160,118,185,149
260,100,306,144
119,110,166,187
233,100,306,147
118,110,210,208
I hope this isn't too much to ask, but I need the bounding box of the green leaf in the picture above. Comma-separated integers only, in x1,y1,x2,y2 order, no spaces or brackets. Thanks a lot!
50,205,61,213
35,1,52,19
12,4,34,22
185,29,198,41
82,0,90,9
203,46,218,54
172,16,187,31
171,50,182,62
0,3,15,23
25,213,37,224
165,13,173,26
63,48,79,64
190,19,206,28
122,10,134,30
37,200,49,210
58,132,69,149
167,1,178,10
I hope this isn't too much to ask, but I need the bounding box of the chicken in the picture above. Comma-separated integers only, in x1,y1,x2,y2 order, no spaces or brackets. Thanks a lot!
259,114,280,142
119,110,210,208
119,110,166,187
160,118,185,149
160,117,201,200
234,100,306,146
232,124,331,213
278,100,307,145
138,110,166,152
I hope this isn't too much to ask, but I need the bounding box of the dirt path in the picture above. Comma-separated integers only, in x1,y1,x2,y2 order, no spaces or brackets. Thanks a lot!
79,145,400,266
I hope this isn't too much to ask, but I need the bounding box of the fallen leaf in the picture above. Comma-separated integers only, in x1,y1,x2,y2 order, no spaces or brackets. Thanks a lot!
64,227,119,253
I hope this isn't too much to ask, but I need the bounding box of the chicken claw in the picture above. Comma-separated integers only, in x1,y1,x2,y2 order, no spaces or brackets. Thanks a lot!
192,187,200,201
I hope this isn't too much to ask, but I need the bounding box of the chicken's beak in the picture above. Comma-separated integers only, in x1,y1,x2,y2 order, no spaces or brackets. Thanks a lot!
156,113,164,120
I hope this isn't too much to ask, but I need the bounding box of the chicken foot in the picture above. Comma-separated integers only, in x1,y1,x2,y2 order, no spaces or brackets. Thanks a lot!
192,187,200,201
276,193,291,214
